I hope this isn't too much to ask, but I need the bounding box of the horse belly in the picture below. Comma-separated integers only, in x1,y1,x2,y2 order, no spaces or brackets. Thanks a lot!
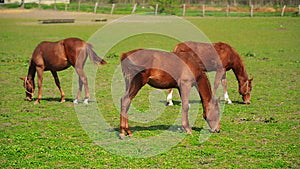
44,60,71,71
148,74,177,89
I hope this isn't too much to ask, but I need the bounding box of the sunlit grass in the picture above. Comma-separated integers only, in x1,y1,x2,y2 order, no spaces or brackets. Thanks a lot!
0,15,299,168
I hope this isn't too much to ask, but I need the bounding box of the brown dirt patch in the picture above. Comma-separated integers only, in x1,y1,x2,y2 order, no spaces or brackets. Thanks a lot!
0,8,120,25
254,7,276,12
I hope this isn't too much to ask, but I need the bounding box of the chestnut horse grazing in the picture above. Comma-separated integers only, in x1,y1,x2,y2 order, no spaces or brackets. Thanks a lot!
119,49,220,139
21,38,106,104
167,41,252,106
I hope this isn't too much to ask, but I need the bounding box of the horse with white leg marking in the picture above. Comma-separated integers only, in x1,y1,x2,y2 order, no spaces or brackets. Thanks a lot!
119,49,220,139
21,38,106,104
167,41,253,106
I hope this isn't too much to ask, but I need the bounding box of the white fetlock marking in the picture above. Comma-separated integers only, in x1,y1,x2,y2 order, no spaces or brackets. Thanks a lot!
73,99,78,104
83,99,89,105
167,90,174,106
224,92,232,104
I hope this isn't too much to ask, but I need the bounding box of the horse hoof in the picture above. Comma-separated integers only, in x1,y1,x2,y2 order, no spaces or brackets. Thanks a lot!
73,99,78,104
61,99,66,103
209,129,221,133
225,98,232,104
34,100,40,105
83,99,89,105
167,101,174,106
119,134,125,140
185,128,192,134
26,97,32,101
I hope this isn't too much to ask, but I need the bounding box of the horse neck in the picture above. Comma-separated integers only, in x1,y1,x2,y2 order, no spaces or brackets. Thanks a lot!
26,60,36,84
197,72,213,108
231,54,248,87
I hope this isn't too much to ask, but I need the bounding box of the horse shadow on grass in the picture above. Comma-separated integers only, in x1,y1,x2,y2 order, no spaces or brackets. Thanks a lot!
160,99,201,106
37,97,99,104
231,100,247,105
112,125,204,134
165,99,246,105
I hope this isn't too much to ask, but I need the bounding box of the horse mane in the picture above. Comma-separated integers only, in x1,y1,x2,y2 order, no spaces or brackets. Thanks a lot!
214,42,245,66
214,42,248,80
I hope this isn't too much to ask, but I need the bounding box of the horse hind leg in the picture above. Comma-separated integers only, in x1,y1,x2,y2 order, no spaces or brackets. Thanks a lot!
120,94,132,139
166,88,174,106
74,47,89,104
221,74,232,104
51,71,65,103
73,76,83,104
120,75,145,139
75,67,90,104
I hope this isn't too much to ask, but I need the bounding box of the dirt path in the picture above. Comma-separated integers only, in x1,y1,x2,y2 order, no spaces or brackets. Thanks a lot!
0,8,120,25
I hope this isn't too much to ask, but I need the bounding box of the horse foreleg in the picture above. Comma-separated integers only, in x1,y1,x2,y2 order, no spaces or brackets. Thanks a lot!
166,88,174,106
35,67,44,104
51,71,65,103
179,82,192,134
221,74,232,104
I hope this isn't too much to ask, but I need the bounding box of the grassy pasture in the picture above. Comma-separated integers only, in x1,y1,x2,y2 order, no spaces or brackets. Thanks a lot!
0,10,299,168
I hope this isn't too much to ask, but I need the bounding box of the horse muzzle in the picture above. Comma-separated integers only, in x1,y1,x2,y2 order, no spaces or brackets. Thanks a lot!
243,100,251,104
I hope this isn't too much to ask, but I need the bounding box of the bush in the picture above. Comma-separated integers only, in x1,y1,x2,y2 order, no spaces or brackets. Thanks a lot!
148,0,180,15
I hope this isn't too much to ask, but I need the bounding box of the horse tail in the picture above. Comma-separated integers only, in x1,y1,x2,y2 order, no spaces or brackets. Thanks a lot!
120,50,145,86
86,43,107,65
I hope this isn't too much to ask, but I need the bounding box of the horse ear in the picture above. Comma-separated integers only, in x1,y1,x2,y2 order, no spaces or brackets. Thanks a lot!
249,78,253,82
20,77,26,81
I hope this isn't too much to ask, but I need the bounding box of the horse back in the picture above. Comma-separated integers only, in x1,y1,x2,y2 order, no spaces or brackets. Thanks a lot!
174,41,222,71
120,49,204,89
31,40,70,71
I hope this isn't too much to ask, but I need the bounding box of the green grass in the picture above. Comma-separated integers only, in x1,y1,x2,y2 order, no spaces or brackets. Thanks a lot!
0,14,299,168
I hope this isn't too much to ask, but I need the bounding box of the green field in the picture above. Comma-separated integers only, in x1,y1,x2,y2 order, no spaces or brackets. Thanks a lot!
0,10,299,168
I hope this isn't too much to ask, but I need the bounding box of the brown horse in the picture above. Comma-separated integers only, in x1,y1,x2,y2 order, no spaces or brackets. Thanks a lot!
21,37,106,104
119,48,220,139
167,41,252,106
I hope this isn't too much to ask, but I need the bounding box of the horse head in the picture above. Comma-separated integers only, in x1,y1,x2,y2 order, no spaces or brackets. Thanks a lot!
204,97,221,133
20,77,34,101
239,78,253,104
